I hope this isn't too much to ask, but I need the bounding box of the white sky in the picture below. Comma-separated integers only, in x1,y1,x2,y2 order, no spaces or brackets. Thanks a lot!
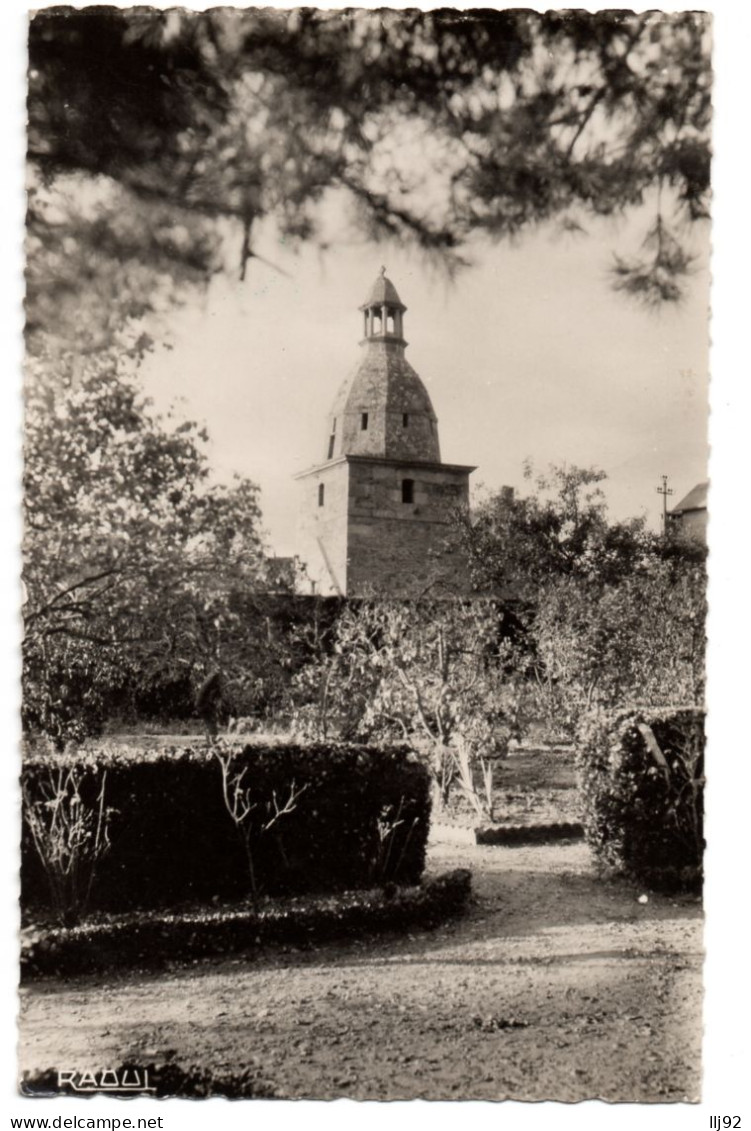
140,196,710,556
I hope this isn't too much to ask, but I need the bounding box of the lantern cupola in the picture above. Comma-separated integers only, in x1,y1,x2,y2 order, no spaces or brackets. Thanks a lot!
360,265,407,345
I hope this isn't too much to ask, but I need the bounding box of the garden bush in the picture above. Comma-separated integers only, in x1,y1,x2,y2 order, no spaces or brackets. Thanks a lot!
576,706,704,890
21,870,472,979
22,741,430,917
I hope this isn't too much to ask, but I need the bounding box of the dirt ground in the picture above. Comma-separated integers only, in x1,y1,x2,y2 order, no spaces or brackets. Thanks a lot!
447,746,583,827
18,836,703,1103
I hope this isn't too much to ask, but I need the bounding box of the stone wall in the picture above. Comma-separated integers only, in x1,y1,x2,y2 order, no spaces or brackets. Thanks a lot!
346,458,472,597
296,455,474,597
295,460,350,595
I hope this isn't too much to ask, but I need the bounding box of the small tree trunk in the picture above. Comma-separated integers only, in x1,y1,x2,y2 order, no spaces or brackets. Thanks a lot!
431,761,453,811
244,837,259,908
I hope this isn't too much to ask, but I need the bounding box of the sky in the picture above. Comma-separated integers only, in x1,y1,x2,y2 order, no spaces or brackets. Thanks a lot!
140,197,710,557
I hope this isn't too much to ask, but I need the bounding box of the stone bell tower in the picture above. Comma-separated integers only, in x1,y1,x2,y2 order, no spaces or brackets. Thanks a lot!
295,269,475,596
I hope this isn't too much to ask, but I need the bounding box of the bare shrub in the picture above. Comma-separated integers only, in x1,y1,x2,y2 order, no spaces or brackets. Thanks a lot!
453,737,496,823
23,768,112,925
214,743,307,905
373,798,420,885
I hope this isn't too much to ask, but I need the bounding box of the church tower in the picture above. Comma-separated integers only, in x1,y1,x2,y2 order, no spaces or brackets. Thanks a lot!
295,270,475,596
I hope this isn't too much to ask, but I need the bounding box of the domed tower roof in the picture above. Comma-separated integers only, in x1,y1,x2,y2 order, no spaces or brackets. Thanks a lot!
360,268,406,311
323,270,441,464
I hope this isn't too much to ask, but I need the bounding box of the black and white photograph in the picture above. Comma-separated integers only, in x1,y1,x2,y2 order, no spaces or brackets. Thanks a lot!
5,0,743,1118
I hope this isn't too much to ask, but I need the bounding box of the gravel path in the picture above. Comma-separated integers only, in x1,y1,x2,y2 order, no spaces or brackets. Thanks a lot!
18,840,703,1102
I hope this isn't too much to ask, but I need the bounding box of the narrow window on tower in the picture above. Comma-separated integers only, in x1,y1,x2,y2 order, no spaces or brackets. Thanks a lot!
402,413,409,428
402,478,414,505
361,412,369,431
327,434,335,459
318,483,325,507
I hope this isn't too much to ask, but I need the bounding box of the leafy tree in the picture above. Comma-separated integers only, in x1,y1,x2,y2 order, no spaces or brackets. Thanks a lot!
25,172,219,361
27,5,710,346
22,357,272,745
533,563,706,733
458,462,659,599
291,599,526,806
455,461,706,737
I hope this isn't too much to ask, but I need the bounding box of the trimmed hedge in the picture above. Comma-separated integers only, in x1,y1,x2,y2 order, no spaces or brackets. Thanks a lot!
576,706,704,891
21,870,472,980
22,741,430,915
475,821,583,845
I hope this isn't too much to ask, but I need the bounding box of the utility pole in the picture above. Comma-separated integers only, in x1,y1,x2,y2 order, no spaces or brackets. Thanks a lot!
656,474,674,535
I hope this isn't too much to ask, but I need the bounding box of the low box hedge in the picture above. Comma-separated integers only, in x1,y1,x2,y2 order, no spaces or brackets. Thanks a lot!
474,821,584,846
21,869,472,980
576,706,704,891
22,741,431,916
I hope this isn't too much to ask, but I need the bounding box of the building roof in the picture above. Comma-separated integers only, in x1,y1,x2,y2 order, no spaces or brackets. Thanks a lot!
305,273,441,464
670,481,708,515
328,339,441,463
360,268,406,311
